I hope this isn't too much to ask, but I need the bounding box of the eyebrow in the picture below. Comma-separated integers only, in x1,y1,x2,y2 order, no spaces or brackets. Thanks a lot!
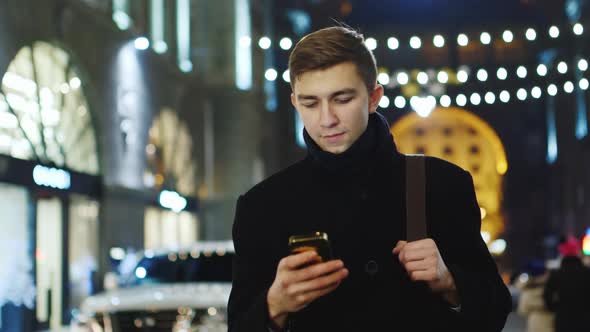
296,88,357,102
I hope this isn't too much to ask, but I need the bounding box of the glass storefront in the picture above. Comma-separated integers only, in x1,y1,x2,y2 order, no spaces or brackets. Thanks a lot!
0,183,33,332
0,172,101,332
35,197,63,329
68,195,99,314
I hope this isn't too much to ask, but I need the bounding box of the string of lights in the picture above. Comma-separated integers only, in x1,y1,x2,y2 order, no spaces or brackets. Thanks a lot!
246,23,587,51
268,59,589,85
377,78,589,112
267,67,589,114
258,22,589,122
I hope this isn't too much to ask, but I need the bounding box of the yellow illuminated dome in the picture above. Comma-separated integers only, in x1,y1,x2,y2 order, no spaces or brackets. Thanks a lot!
391,107,507,244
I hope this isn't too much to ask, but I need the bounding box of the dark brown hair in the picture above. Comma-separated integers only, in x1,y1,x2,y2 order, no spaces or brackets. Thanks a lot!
288,26,377,92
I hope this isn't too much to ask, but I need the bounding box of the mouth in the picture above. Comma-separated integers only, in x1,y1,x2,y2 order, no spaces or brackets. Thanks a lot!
322,132,346,144
323,132,345,139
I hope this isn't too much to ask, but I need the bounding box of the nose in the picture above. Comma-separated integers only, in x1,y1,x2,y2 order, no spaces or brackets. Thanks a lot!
319,102,338,128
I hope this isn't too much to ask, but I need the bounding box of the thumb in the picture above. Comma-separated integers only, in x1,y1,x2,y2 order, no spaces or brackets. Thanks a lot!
392,240,408,255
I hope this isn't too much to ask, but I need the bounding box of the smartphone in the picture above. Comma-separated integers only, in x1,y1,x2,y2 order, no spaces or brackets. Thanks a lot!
288,231,333,263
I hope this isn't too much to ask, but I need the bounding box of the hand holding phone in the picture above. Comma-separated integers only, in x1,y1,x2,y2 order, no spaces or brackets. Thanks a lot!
267,248,348,328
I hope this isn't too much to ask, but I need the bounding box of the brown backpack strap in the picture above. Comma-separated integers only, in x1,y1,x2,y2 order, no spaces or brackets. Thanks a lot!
405,154,427,241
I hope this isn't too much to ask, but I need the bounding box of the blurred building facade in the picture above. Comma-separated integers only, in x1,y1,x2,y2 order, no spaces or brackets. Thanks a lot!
0,0,274,330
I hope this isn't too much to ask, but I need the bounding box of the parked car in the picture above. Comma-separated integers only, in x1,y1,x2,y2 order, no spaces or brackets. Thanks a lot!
71,241,234,332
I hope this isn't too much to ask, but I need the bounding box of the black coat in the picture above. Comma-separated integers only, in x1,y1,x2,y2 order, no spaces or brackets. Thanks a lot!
228,119,511,331
543,256,590,332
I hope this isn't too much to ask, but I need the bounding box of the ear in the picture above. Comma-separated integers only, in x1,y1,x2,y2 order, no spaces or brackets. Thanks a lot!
368,84,384,114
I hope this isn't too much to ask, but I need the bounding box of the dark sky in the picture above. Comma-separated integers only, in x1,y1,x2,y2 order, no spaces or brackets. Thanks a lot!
276,0,569,33
346,0,563,26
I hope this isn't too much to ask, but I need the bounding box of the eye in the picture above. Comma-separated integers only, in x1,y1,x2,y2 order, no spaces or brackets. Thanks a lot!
335,97,353,104
302,102,317,108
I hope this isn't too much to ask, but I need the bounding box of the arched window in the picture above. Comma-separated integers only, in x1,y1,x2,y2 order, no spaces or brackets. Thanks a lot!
0,41,99,175
144,108,196,196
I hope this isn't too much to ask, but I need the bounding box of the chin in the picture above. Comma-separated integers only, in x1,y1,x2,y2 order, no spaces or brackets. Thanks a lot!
322,145,349,154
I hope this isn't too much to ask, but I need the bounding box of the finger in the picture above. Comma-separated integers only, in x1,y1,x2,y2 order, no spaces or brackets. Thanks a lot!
291,279,342,310
281,250,320,270
402,238,436,252
402,259,432,273
287,268,349,296
289,260,345,283
398,247,433,264
409,269,437,282
392,241,408,254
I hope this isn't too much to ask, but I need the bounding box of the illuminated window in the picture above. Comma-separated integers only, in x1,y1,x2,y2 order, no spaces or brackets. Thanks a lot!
0,42,99,175
144,108,197,197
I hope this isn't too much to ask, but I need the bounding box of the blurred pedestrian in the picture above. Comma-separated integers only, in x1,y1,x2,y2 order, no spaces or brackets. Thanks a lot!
543,236,590,332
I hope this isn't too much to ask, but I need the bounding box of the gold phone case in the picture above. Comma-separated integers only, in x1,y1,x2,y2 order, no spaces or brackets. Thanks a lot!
288,232,332,262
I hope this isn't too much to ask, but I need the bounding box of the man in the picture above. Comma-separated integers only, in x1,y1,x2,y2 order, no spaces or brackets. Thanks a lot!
228,26,511,331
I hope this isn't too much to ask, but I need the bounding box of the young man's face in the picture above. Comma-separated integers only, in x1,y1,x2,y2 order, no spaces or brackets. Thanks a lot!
291,62,383,154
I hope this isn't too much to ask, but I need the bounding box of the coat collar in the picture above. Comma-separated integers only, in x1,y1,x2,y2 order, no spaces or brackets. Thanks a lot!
304,112,402,176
